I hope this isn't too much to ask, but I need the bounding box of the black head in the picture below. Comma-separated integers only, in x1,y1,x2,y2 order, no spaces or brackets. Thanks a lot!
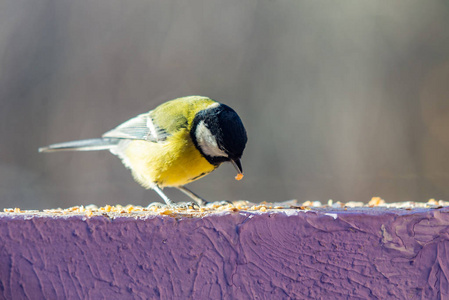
190,103,247,170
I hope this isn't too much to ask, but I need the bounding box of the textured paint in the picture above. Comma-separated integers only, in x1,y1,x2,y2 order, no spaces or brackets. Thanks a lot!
0,208,449,299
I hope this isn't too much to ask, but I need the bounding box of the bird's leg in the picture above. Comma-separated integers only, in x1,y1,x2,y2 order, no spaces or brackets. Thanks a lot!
152,185,175,207
176,186,208,207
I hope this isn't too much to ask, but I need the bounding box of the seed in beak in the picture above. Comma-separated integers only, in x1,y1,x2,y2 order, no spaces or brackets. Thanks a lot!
231,159,244,181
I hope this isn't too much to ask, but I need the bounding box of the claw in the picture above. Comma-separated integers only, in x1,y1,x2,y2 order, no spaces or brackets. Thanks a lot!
205,200,233,208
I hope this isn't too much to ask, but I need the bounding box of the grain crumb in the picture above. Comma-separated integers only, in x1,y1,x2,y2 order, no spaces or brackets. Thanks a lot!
368,197,385,207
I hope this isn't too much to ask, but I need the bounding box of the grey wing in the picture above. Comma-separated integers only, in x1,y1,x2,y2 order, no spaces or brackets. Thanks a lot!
102,111,169,142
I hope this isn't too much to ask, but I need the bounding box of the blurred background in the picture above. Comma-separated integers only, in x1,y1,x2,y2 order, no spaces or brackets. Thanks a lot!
1,0,449,209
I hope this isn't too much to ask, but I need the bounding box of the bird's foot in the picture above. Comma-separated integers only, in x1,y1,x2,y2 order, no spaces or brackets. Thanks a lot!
146,202,166,209
176,201,200,209
204,200,233,208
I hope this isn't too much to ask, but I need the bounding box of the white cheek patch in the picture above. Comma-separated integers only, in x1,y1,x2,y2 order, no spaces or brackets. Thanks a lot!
195,121,228,158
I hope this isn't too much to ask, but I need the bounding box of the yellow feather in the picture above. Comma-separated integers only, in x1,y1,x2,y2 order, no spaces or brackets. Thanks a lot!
123,97,220,189
125,131,216,188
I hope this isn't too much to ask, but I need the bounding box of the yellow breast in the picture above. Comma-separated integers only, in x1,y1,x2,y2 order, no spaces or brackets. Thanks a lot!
123,130,216,188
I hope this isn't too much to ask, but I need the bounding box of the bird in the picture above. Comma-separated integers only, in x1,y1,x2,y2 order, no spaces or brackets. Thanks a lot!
39,96,248,207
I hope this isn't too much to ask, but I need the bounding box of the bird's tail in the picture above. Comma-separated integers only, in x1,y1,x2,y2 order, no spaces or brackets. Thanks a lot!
39,138,121,153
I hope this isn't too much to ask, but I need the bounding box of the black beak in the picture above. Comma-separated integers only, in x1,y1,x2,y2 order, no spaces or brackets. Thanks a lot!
231,159,244,180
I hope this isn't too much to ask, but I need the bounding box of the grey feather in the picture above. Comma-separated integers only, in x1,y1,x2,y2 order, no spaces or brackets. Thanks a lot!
39,138,120,152
40,111,171,153
102,112,169,142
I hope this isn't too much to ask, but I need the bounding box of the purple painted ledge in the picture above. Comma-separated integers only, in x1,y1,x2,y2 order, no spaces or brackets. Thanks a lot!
1,207,449,299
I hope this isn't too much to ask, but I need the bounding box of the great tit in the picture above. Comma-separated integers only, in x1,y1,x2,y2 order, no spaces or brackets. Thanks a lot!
39,96,248,207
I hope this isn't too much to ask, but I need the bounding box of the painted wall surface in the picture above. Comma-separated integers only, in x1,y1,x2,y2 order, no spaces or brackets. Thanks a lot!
0,208,448,298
